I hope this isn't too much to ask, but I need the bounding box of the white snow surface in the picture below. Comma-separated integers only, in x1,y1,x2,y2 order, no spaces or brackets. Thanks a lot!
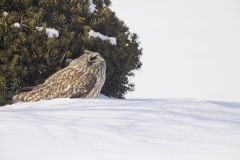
88,0,97,13
0,98,240,160
89,29,117,45
36,27,59,38
13,23,20,28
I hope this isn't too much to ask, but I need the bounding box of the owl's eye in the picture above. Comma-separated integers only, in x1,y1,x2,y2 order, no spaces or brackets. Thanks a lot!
89,56,97,62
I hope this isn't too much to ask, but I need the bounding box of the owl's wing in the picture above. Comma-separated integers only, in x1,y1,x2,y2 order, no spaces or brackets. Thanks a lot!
43,67,74,84
15,67,74,94
70,72,97,98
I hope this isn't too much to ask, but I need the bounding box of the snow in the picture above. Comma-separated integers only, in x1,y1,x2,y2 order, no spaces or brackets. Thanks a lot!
98,93,111,99
13,23,20,28
36,26,43,31
0,98,240,160
89,30,117,45
3,11,8,17
66,58,73,63
36,27,59,38
88,0,97,13
46,28,59,38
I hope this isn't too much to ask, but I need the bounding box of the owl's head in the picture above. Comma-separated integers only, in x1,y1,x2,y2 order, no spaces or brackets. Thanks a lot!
69,50,106,69
84,50,105,66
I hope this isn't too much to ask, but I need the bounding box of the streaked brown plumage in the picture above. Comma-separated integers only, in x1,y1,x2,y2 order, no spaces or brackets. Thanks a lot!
12,50,106,102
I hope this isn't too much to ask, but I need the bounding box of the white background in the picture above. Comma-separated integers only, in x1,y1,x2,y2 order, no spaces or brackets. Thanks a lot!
111,0,240,102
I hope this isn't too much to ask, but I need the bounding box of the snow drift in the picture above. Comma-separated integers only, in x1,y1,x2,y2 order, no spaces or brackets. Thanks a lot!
0,98,240,160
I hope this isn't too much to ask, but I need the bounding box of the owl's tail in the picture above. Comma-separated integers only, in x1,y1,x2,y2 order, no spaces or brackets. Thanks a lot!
12,92,28,103
11,86,36,103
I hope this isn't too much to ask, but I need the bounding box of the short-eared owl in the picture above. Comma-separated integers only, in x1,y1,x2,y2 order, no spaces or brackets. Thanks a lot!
12,50,106,102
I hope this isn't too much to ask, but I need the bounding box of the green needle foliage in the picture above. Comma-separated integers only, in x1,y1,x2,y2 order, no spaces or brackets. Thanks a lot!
0,0,142,105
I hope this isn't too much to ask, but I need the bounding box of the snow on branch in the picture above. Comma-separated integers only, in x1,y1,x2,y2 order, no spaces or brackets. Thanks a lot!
36,27,59,38
88,0,96,13
46,28,59,38
3,11,8,17
89,30,117,45
13,23,20,28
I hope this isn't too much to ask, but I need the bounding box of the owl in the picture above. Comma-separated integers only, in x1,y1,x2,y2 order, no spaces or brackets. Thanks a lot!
12,50,106,102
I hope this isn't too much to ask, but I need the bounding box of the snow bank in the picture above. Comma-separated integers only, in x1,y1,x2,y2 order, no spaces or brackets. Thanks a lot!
97,93,111,99
0,99,240,160
89,30,117,45
36,27,59,38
